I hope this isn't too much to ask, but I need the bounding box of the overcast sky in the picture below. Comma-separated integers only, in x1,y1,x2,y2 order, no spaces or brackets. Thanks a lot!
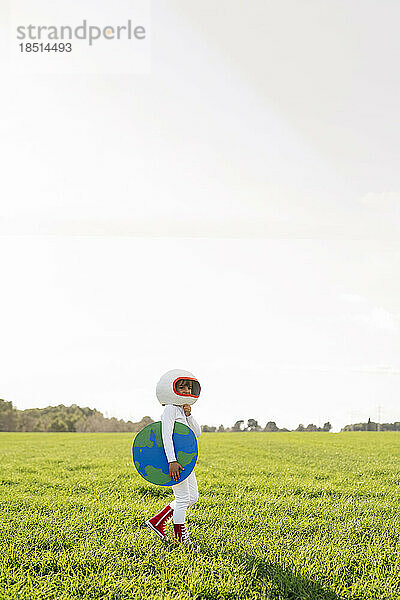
0,1,399,432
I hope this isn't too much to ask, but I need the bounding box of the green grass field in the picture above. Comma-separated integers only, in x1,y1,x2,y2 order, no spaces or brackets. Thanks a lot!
1,432,399,600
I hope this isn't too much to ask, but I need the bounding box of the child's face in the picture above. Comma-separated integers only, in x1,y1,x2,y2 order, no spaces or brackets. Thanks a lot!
176,379,193,395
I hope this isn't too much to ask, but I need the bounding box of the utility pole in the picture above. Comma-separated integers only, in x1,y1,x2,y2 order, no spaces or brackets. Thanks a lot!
348,410,356,431
377,405,382,432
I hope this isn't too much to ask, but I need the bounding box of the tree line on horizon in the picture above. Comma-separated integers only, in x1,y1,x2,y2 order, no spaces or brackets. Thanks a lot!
341,417,400,432
0,399,153,433
201,419,333,432
0,401,331,433
201,419,400,433
1,400,399,433
203,417,400,432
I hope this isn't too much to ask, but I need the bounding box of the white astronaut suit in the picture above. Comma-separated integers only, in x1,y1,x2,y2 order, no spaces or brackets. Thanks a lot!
156,369,202,525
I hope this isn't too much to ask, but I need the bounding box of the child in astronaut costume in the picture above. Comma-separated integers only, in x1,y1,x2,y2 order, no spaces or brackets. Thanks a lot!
145,369,201,545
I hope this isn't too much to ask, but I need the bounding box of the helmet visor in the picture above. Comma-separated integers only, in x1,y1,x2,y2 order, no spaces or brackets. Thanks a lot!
173,378,201,398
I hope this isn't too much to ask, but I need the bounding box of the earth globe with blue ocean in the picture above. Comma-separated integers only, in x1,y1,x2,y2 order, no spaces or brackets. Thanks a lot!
132,421,198,486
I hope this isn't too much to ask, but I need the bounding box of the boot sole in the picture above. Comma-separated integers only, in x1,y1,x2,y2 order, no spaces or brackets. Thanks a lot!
145,520,168,540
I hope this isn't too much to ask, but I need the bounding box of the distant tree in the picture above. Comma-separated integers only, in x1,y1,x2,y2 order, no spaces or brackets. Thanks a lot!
342,422,367,432
342,418,383,432
134,416,154,432
295,424,305,432
381,422,400,432
305,423,318,432
232,420,244,432
201,425,216,432
264,421,279,432
322,422,332,432
17,411,37,432
48,416,69,432
0,399,18,432
217,424,225,432
247,418,261,432
77,414,108,432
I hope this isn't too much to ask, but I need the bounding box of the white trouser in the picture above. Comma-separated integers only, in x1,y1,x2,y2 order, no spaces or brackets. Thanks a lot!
170,471,199,524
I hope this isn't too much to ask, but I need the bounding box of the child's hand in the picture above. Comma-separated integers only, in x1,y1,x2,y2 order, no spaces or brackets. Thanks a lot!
169,461,184,481
183,404,191,417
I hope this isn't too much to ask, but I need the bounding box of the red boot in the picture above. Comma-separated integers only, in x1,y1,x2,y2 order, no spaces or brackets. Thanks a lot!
146,504,173,540
173,523,192,545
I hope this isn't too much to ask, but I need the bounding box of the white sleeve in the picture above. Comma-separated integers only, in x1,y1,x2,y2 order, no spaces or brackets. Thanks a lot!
161,405,177,463
187,414,202,438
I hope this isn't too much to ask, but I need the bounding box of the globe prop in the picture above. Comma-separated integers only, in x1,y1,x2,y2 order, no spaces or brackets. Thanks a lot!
132,421,198,486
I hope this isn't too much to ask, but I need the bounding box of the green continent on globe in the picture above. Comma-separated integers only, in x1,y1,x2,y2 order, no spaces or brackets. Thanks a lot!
176,451,197,467
136,423,164,449
136,426,153,449
134,460,141,471
151,423,164,448
174,422,189,435
145,465,171,485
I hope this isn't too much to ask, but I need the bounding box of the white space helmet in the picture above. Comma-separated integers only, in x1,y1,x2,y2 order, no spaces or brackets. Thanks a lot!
156,369,201,406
